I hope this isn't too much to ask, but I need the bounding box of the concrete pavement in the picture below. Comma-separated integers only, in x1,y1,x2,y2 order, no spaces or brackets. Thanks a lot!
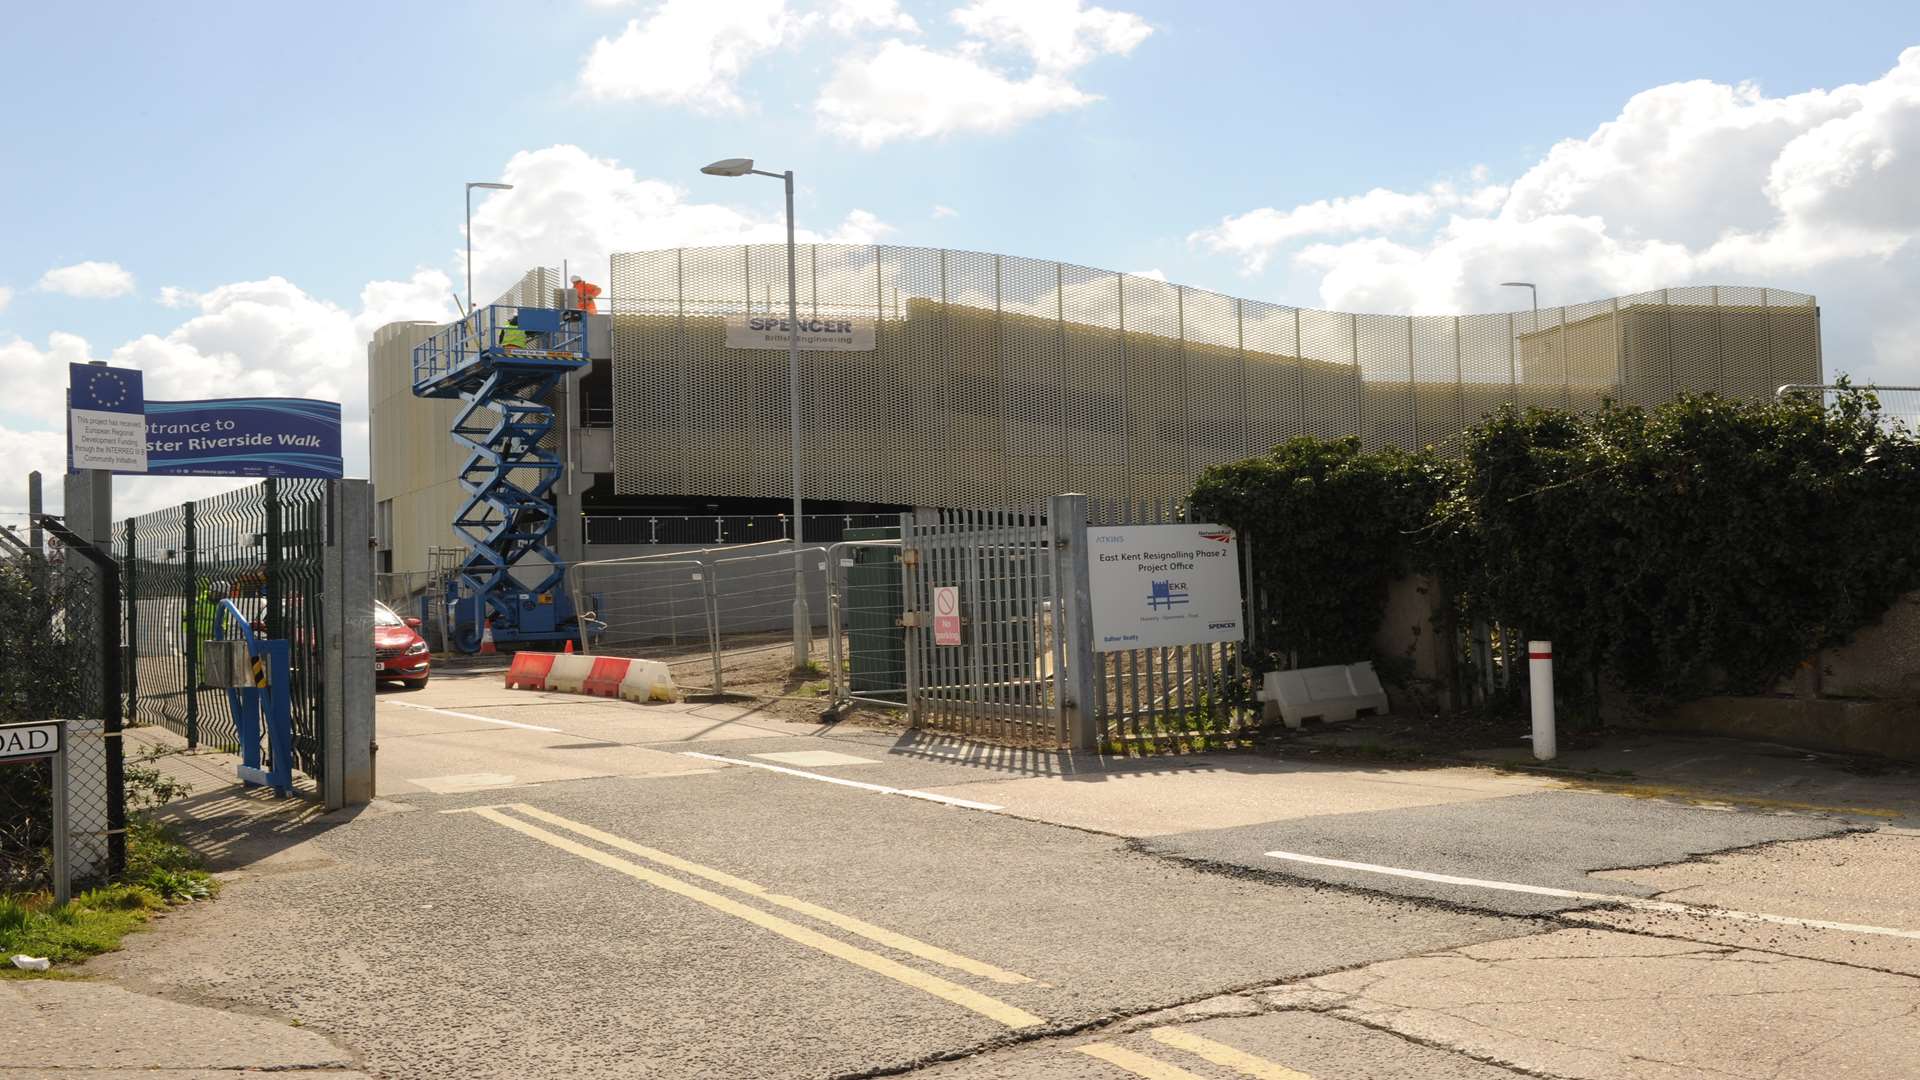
60,672,1920,1078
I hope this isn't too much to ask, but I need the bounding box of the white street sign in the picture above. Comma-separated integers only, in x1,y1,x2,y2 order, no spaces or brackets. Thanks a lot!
725,315,875,352
0,721,62,762
1087,523,1243,653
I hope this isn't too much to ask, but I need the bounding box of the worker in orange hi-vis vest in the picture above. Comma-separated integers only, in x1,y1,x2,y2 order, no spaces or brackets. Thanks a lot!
570,276,601,314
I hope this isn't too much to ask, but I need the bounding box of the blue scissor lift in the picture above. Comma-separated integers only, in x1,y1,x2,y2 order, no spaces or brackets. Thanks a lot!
411,305,590,653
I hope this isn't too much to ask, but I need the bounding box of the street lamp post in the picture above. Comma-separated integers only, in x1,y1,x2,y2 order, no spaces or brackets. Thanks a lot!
1500,281,1539,332
466,182,514,313
702,157,810,667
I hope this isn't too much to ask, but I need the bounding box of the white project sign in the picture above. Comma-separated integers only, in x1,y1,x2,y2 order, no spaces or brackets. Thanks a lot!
725,315,875,352
1088,523,1243,653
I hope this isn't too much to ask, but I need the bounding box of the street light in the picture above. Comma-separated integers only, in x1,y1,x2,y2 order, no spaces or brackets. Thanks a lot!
702,156,811,667
1500,281,1539,332
466,182,514,313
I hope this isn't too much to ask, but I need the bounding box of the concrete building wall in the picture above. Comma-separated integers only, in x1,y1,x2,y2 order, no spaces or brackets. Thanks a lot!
368,321,465,578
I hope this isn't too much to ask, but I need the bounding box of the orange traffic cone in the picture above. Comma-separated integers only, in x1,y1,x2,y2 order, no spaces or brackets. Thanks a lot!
563,638,574,654
479,617,497,655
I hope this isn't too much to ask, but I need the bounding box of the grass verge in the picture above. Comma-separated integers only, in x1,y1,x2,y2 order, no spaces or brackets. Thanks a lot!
2,817,215,977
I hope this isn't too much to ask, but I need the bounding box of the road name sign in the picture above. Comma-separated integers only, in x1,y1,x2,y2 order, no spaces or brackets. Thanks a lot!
1087,523,1243,652
0,720,62,762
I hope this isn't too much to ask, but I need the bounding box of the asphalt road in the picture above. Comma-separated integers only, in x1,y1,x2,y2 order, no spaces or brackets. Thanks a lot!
83,675,1920,1080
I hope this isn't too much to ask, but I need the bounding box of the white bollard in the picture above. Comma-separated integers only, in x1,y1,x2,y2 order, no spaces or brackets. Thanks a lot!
1528,640,1556,761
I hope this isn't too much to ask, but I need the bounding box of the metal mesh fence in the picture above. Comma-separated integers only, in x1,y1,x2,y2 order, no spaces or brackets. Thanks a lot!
122,479,329,783
570,542,832,693
583,513,899,547
610,246,1819,507
0,552,96,889
1,533,120,888
1776,384,1920,432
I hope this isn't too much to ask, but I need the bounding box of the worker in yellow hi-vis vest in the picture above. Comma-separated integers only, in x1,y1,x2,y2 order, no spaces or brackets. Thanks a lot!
182,579,229,688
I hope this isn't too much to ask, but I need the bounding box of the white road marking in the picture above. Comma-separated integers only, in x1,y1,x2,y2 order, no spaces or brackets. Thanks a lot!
408,772,522,794
385,700,563,733
1265,850,1920,940
681,752,1003,811
752,750,881,767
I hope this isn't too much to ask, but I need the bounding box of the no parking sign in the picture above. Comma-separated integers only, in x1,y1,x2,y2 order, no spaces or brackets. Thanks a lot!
933,586,961,646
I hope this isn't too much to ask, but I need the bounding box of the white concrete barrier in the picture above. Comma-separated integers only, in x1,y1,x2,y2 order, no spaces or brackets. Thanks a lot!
617,658,678,703
544,653,595,693
1261,662,1391,728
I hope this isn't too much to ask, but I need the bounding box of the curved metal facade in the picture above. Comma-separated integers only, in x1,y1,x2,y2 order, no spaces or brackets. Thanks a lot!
610,245,1820,507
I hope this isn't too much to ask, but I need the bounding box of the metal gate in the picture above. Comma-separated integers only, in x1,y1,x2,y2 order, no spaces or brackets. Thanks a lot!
120,478,357,789
899,505,1062,743
830,495,1258,752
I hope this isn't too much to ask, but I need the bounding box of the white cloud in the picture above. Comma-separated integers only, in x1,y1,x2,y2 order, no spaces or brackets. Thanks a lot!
37,260,136,299
0,270,454,518
816,0,1149,145
932,204,959,219
1129,268,1166,281
951,0,1150,72
578,0,813,111
0,286,11,312
827,0,918,34
1194,184,1507,274
465,145,890,298
1192,47,1920,385
816,40,1096,146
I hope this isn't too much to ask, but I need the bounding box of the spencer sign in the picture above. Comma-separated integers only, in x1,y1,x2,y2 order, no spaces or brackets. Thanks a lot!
724,314,875,352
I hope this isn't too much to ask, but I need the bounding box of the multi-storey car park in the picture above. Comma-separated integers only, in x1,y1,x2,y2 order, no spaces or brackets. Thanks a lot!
368,246,1821,649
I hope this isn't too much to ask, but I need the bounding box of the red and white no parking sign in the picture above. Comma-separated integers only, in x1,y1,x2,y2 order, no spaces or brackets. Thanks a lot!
933,586,961,646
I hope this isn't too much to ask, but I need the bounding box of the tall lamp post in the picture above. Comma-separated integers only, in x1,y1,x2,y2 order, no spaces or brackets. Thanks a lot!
1499,281,1539,332
702,157,810,666
466,181,514,313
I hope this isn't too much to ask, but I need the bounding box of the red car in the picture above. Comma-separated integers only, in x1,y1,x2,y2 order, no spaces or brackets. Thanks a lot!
375,601,432,688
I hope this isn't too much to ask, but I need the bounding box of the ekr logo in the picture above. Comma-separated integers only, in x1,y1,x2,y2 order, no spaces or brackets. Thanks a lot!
1147,580,1189,610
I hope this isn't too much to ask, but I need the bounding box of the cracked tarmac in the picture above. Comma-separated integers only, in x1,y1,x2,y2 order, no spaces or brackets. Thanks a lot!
32,676,1920,1079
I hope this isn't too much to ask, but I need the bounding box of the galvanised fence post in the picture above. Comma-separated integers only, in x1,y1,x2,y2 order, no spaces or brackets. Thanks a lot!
265,477,284,642
183,500,197,749
123,518,137,725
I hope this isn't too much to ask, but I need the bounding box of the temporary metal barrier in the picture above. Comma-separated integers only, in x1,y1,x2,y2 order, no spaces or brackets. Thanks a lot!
611,245,1821,509
568,540,833,695
1777,383,1920,429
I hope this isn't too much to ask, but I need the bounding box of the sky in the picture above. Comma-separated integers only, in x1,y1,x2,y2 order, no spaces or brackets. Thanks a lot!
6,0,1920,518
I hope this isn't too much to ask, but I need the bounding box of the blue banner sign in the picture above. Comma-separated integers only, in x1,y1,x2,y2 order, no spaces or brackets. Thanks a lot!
142,398,343,478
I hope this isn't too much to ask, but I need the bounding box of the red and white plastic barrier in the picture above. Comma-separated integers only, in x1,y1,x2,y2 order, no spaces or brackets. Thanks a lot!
503,652,676,702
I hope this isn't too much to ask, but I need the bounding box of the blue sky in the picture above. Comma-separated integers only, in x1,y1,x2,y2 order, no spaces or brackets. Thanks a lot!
6,1,1920,513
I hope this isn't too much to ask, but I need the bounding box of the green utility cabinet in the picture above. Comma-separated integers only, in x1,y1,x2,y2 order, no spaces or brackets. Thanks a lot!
843,527,905,698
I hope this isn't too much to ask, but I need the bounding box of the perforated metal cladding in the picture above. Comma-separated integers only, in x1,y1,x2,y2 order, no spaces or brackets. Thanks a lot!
607,246,1819,506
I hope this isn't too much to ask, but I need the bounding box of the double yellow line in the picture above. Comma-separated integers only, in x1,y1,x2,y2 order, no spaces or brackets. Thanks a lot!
451,803,1318,1078
449,803,1045,1029
1081,1028,1314,1079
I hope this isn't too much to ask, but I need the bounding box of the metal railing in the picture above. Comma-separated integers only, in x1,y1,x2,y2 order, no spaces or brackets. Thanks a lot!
583,513,899,546
411,303,586,391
